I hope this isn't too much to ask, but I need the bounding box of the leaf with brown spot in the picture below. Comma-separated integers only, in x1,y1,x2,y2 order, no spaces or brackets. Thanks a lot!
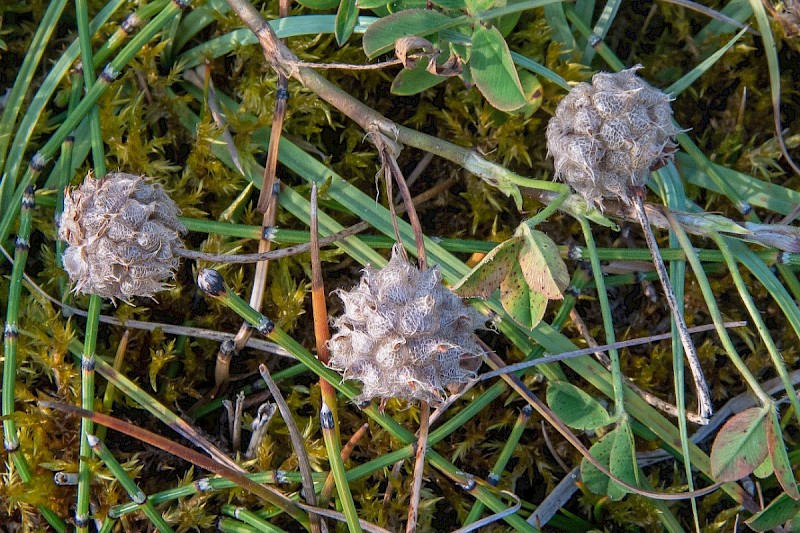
499,261,547,329
453,238,521,299
517,223,569,300
710,406,769,482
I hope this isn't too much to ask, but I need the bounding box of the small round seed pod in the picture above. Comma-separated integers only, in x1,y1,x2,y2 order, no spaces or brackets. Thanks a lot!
328,244,487,404
59,172,186,302
546,66,683,207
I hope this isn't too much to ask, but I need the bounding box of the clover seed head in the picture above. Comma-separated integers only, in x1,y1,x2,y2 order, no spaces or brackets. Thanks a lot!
546,66,682,207
59,172,186,302
328,244,487,404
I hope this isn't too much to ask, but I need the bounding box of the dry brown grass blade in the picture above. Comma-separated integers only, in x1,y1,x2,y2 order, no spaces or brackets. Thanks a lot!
39,401,312,528
258,364,321,532
310,182,344,515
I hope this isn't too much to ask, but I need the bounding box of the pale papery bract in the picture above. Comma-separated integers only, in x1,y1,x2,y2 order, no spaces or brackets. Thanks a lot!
546,66,683,208
59,172,187,302
328,244,487,403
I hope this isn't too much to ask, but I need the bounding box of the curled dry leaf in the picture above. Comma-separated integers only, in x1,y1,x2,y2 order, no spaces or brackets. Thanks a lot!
395,36,435,69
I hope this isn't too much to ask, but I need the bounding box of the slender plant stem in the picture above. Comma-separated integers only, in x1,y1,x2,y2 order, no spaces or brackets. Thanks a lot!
711,233,800,424
577,216,626,419
258,364,321,532
1,188,66,532
320,401,363,533
632,194,713,422
87,434,175,533
406,401,430,533
310,184,342,464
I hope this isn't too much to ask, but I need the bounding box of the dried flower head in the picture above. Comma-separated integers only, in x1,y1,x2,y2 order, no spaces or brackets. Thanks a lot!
546,65,682,207
328,245,487,403
59,172,186,301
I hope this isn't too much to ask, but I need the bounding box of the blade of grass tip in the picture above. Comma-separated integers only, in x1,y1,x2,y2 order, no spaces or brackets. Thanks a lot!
0,0,67,209
257,364,322,533
86,434,175,533
310,184,341,442
41,402,312,528
320,423,369,504
463,406,532,526
74,0,108,527
0,0,190,246
221,505,289,532
666,26,749,96
712,233,800,425
577,216,626,420
581,0,622,63
1,187,66,532
320,401,363,533
747,0,800,177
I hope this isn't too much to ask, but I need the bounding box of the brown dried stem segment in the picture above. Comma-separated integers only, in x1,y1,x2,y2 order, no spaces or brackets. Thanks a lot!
258,364,321,533
632,192,713,422
310,184,341,443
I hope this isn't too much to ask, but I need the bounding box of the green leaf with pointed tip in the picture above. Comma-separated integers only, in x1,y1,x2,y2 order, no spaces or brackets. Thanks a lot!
391,62,448,96
766,409,800,499
746,493,800,531
500,261,547,329
469,25,526,111
546,381,613,430
335,0,359,45
453,238,520,298
517,224,569,300
362,9,461,58
710,406,769,482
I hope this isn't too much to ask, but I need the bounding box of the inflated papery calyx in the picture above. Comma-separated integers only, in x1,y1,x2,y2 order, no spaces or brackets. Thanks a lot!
328,244,487,403
59,172,186,302
546,65,683,207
